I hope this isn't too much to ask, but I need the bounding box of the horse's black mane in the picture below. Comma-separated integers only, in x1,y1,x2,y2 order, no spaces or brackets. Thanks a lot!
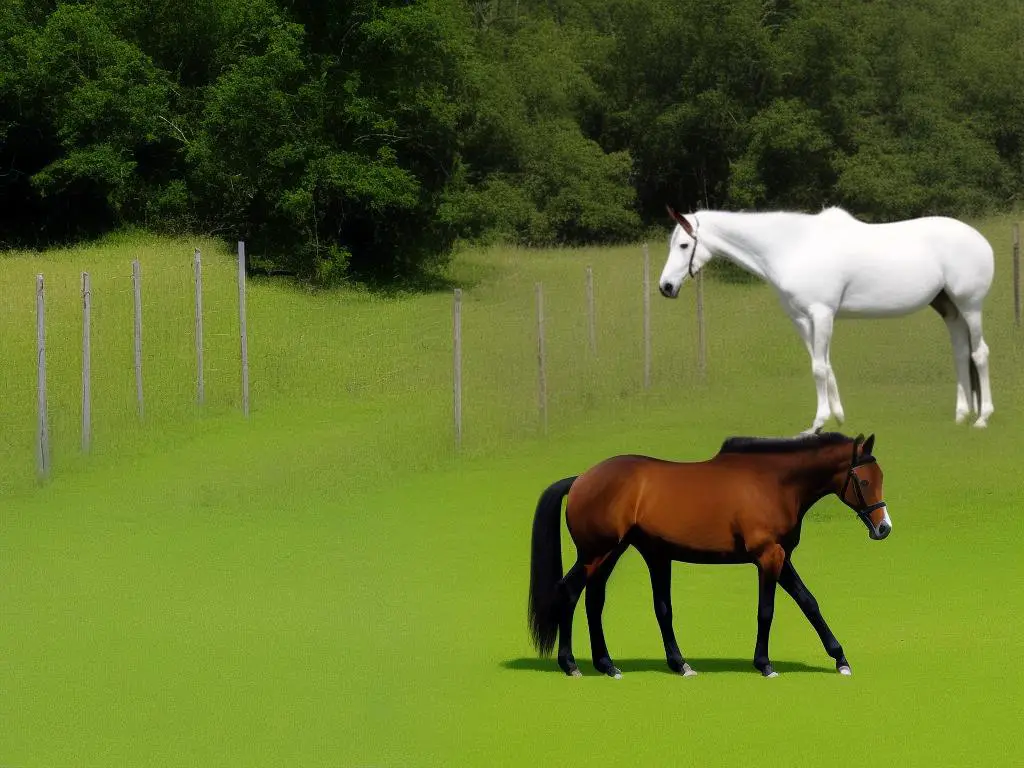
718,431,853,455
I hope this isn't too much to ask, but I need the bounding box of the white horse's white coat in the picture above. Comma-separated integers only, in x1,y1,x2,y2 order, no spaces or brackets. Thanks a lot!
659,207,995,432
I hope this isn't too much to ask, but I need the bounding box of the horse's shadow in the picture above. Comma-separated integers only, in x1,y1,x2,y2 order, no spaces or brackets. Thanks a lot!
501,657,833,675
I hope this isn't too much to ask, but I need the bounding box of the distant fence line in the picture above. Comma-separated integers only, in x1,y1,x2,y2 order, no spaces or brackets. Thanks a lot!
450,243,708,450
32,242,251,481
24,222,1022,479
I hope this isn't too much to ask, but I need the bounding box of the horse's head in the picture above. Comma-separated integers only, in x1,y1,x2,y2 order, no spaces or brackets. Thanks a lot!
659,205,712,298
837,434,891,540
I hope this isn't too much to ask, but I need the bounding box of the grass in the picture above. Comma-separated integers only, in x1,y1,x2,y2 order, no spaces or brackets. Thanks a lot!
2,215,1024,766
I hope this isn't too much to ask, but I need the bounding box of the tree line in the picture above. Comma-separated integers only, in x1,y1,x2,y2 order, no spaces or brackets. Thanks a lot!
2,0,1022,283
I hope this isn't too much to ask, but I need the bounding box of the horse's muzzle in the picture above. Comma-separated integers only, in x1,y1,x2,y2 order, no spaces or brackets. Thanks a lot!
659,282,679,299
868,507,892,540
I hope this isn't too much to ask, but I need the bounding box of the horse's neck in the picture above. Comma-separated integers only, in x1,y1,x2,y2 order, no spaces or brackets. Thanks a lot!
788,445,852,510
696,210,805,281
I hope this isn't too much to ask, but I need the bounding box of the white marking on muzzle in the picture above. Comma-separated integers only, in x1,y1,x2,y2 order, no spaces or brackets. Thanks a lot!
871,506,892,539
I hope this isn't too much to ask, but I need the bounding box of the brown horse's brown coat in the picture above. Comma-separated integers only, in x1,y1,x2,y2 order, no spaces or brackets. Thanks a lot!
565,440,886,574
527,431,890,678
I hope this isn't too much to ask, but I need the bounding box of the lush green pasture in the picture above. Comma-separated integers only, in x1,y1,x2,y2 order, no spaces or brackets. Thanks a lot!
2,216,1024,766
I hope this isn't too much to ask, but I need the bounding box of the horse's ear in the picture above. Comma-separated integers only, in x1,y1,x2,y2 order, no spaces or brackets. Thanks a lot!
666,204,695,237
862,434,875,456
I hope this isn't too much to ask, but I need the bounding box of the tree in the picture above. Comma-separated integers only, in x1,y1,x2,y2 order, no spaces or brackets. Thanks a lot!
2,2,178,245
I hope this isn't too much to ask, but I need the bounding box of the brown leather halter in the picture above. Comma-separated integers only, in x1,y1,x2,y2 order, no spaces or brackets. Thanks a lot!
841,439,887,532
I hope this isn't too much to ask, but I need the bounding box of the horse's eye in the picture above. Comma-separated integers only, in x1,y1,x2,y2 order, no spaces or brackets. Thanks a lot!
859,479,869,487
679,243,689,250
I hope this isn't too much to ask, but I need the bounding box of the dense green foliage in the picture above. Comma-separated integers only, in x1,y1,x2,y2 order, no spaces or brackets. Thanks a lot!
2,0,1023,281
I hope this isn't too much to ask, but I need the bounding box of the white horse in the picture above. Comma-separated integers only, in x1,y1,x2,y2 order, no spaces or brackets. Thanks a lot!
659,205,995,433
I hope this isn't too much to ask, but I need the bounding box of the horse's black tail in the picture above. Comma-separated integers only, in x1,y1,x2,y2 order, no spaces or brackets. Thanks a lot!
528,475,577,657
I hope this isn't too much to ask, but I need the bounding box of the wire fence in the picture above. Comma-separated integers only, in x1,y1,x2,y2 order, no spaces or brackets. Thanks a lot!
0,243,244,493
3,219,1018,491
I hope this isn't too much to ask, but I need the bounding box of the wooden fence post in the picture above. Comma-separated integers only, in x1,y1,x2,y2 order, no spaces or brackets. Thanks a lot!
82,272,92,453
586,265,596,356
1013,222,1020,328
643,244,651,389
536,282,548,434
696,268,707,378
238,241,250,417
453,288,463,450
36,275,50,480
132,259,144,419
194,249,205,406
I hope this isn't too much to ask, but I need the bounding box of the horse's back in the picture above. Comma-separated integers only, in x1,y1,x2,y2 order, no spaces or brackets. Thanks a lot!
871,216,993,304
799,212,994,315
566,454,777,559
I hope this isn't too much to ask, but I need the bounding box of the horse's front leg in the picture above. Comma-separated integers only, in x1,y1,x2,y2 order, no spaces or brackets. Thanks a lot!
753,544,786,677
792,312,833,434
809,307,840,432
823,335,845,425
778,558,851,675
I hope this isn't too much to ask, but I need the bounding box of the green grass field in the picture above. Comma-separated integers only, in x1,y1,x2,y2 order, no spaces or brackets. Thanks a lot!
2,217,1024,766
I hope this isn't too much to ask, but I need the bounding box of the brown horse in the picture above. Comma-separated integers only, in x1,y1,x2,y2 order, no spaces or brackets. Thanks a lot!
527,432,891,678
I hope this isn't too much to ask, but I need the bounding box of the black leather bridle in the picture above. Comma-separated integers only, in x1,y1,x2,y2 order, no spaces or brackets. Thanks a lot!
840,440,887,533
665,205,701,281
685,216,700,279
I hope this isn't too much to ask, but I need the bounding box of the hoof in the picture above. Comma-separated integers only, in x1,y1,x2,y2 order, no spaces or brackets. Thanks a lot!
668,658,686,674
838,665,852,676
670,658,698,676
559,656,581,677
759,663,778,678
955,411,968,425
972,418,988,429
599,665,623,679
594,657,622,678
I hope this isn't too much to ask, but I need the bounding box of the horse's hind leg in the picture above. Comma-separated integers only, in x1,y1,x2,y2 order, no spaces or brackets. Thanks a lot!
585,545,627,678
636,542,696,676
931,291,973,423
778,558,851,675
961,307,994,427
556,559,588,677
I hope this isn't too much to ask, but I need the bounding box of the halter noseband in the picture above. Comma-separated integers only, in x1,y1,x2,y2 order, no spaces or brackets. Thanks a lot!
841,440,886,533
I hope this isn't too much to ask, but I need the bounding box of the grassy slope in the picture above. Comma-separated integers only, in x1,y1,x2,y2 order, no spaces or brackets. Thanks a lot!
2,216,1023,765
